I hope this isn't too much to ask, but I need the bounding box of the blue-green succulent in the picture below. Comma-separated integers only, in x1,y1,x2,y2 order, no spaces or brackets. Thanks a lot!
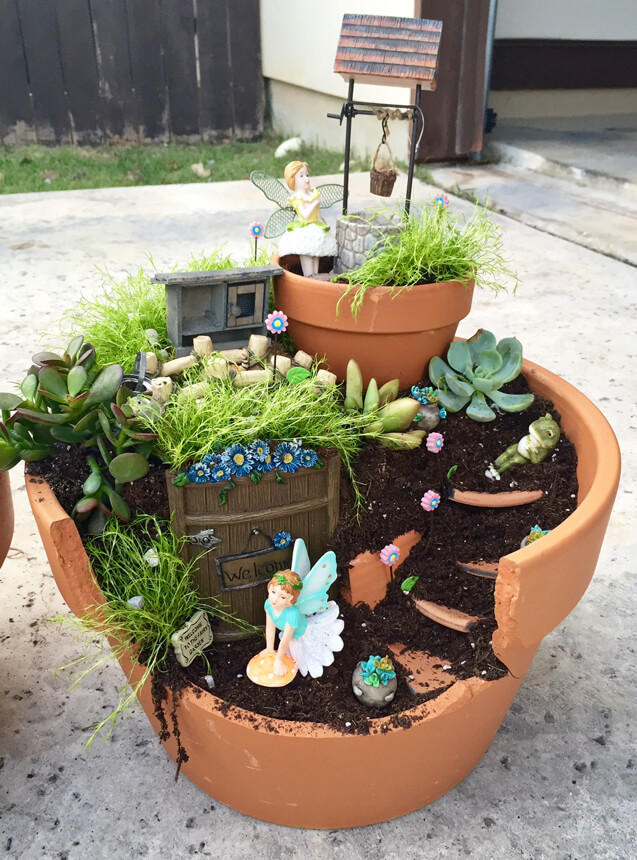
428,330,534,422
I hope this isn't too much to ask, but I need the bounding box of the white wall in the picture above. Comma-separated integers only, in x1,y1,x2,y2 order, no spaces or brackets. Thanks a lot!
495,0,637,40
260,0,416,159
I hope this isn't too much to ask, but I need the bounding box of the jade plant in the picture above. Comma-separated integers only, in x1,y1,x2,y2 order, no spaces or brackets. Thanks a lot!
0,337,160,530
428,329,534,422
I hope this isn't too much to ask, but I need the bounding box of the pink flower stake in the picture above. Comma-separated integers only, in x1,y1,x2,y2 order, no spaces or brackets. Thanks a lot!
380,543,400,580
250,220,264,261
265,310,288,376
426,432,444,453
421,490,441,512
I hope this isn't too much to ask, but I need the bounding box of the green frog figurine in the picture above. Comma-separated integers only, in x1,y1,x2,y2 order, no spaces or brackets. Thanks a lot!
488,414,560,479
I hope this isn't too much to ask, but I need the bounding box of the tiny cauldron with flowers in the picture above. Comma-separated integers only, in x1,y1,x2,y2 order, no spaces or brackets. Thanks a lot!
166,442,341,639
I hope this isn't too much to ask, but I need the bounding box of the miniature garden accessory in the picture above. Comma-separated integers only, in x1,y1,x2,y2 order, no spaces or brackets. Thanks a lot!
426,432,444,453
247,539,344,686
380,543,400,580
352,655,398,708
421,490,441,512
249,220,264,261
491,414,560,477
250,163,343,278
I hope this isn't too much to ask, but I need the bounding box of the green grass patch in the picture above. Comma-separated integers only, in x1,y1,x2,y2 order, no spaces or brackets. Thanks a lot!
151,370,370,484
0,134,346,195
57,514,252,745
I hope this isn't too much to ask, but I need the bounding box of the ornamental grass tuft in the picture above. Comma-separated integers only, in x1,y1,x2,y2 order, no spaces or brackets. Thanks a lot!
335,203,518,318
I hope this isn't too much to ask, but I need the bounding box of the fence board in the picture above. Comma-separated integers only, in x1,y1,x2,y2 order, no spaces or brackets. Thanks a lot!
228,0,264,138
0,0,35,144
55,0,104,143
90,0,138,140
126,0,168,141
196,0,234,139
17,0,71,143
159,0,200,138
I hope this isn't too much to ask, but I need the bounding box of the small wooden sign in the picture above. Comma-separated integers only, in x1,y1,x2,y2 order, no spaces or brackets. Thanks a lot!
215,546,293,592
171,610,214,667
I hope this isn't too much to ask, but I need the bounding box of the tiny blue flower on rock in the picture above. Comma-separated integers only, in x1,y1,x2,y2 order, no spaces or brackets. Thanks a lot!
273,531,292,549
223,443,253,478
300,448,318,468
187,462,211,484
273,442,302,474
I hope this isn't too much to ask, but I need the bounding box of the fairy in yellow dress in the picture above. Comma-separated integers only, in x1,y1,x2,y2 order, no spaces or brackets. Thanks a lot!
251,161,342,278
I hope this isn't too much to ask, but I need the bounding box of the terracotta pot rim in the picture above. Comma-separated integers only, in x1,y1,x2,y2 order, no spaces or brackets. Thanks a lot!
501,358,621,566
275,252,475,295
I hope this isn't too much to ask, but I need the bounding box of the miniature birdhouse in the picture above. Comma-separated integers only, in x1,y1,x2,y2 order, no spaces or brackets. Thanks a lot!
152,266,283,357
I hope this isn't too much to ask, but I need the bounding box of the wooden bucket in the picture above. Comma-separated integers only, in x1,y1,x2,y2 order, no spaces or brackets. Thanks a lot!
166,453,341,639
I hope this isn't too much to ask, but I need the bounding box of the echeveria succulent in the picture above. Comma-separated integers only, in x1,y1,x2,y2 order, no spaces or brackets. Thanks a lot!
428,330,534,422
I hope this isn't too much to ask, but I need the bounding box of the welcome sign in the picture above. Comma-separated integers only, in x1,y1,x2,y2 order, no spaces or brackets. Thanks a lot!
215,546,293,591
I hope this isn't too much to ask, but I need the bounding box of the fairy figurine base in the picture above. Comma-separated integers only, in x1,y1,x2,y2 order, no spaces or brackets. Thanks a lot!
246,652,298,687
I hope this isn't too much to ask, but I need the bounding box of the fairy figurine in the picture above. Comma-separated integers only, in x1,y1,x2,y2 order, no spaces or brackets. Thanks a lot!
246,539,344,687
250,162,343,278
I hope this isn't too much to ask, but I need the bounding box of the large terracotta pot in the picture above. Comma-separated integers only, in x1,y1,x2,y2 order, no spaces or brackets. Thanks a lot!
26,359,620,829
273,254,475,387
0,471,14,568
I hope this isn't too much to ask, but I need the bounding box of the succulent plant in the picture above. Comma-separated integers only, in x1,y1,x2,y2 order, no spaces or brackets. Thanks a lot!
428,329,534,422
343,359,424,449
0,337,160,530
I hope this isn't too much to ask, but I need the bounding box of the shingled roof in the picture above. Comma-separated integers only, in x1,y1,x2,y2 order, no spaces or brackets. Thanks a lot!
334,14,442,89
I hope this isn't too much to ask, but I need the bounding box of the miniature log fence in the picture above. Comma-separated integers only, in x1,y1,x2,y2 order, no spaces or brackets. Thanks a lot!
166,454,341,639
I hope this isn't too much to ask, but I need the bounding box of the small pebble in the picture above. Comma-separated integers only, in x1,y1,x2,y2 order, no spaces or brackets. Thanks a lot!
236,674,243,679
345,722,351,727
443,664,452,670
127,596,144,609
204,675,215,689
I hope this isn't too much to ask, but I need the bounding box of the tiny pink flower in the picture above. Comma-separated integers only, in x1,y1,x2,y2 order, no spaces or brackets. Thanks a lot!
249,220,264,237
421,490,441,512
380,543,400,566
426,432,444,453
265,310,288,334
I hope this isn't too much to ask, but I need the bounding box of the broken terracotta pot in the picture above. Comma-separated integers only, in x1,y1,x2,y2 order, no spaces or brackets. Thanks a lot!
273,254,475,387
26,358,620,828
0,471,14,569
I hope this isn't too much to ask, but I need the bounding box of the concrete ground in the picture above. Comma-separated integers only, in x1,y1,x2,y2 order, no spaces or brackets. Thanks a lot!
0,151,635,859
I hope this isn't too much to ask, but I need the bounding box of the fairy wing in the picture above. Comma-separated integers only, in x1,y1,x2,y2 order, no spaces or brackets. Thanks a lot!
265,207,296,238
250,170,290,209
296,551,338,617
291,538,311,581
317,183,344,209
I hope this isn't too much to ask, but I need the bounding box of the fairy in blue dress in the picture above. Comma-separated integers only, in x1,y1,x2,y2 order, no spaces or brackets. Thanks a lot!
247,539,344,685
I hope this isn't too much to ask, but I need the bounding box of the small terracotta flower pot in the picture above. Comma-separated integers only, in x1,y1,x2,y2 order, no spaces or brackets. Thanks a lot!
25,358,620,829
0,471,14,569
273,254,475,387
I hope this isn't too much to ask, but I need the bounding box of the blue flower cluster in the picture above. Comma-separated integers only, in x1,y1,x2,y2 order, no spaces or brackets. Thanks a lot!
186,440,320,484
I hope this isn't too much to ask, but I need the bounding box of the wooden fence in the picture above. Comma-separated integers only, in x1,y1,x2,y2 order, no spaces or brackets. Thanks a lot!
0,0,264,145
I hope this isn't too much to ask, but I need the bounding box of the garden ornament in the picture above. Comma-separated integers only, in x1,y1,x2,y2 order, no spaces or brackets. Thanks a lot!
246,539,344,687
489,414,561,479
251,163,343,277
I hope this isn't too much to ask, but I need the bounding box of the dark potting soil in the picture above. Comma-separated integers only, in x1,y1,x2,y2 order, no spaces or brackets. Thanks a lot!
27,373,578,732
